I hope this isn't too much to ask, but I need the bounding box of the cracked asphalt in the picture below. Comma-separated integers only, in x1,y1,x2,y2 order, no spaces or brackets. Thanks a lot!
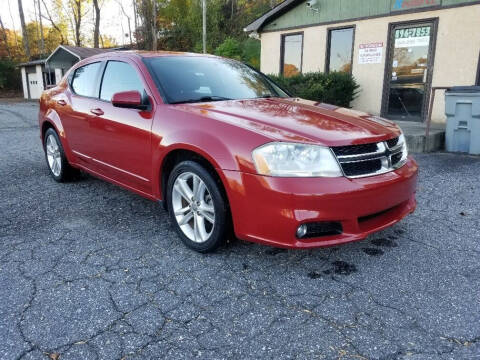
0,100,479,360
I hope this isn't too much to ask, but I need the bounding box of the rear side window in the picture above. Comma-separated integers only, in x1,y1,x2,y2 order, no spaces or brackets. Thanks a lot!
71,62,102,97
100,61,144,101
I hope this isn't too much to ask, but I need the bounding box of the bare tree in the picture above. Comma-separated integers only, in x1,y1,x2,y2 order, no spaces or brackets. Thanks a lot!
0,16,12,58
40,0,66,44
132,0,138,45
92,0,100,48
7,0,19,47
71,0,83,46
37,0,45,55
18,0,30,58
116,0,132,46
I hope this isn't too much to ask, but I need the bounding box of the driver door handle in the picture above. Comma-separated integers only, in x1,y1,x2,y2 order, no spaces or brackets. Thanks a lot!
90,108,104,116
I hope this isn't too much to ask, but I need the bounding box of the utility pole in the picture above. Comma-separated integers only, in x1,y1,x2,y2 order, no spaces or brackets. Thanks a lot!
152,0,157,50
202,0,206,53
132,0,138,47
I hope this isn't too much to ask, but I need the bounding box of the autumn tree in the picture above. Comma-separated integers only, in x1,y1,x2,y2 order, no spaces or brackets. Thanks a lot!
0,16,12,58
67,0,89,46
40,0,69,45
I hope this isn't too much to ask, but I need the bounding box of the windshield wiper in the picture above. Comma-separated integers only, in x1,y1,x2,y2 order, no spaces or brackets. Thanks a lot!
170,96,232,104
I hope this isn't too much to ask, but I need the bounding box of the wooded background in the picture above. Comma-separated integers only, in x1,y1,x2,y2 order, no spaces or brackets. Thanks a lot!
0,0,282,64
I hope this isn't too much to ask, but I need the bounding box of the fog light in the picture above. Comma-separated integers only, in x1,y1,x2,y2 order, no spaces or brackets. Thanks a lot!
296,224,308,238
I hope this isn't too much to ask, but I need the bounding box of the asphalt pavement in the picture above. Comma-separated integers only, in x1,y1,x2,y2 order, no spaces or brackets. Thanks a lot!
0,100,479,360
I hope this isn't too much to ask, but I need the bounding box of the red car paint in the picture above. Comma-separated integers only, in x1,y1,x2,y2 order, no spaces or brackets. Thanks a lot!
39,51,417,249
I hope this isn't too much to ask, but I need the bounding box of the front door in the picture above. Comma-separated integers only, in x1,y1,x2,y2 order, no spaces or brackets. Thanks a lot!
383,20,437,122
88,60,153,194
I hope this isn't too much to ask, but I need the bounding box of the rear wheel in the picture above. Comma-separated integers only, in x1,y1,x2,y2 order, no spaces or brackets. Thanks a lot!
43,128,79,182
167,161,228,253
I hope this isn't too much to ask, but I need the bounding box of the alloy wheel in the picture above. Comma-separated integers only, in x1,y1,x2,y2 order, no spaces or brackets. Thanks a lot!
46,134,62,177
172,172,215,243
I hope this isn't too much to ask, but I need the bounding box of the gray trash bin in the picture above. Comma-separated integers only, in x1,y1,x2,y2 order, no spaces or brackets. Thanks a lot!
445,86,480,155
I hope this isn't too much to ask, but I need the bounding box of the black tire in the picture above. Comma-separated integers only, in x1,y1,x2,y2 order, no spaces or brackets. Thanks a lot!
166,160,228,253
43,128,79,182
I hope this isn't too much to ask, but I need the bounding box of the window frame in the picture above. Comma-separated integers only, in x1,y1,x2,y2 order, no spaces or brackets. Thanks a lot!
98,60,146,103
99,58,154,111
325,25,356,74
476,50,480,86
69,61,104,99
280,32,304,76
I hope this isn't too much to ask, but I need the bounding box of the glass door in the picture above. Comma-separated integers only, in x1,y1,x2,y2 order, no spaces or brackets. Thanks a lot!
385,22,435,122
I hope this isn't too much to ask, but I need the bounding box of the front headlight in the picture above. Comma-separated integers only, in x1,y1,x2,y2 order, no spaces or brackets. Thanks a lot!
398,133,408,164
252,142,343,177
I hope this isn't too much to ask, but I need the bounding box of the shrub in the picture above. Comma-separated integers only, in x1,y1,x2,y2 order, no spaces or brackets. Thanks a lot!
214,37,242,61
214,37,261,69
240,38,260,69
0,59,21,91
268,72,360,108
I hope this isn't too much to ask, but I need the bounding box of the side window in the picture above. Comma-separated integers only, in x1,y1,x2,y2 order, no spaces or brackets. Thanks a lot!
71,62,102,97
100,61,144,101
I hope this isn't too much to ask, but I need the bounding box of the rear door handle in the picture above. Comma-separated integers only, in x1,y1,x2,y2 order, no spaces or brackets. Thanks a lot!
57,99,66,106
90,108,104,116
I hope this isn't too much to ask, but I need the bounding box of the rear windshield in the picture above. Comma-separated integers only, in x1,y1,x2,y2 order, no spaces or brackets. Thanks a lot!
144,56,288,104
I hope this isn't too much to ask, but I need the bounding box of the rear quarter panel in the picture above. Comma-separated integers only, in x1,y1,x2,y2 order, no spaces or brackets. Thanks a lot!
38,81,77,163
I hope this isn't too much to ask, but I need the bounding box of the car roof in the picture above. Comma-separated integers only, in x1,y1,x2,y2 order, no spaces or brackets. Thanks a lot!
86,50,216,61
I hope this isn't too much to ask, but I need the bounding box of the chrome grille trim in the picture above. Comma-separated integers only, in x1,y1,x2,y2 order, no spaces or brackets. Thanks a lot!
332,137,407,178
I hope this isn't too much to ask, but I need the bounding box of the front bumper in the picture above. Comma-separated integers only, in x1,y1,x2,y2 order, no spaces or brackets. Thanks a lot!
224,157,418,249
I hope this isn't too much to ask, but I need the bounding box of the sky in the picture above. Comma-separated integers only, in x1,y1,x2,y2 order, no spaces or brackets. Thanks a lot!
2,0,136,46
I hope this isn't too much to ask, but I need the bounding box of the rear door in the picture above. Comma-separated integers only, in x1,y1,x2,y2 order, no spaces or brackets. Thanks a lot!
87,60,153,194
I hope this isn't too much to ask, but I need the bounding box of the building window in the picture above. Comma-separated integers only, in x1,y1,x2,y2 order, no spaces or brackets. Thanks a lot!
281,33,303,77
326,27,355,73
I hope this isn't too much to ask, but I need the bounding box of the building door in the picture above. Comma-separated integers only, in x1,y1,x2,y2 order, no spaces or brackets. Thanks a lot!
27,72,43,99
383,20,437,122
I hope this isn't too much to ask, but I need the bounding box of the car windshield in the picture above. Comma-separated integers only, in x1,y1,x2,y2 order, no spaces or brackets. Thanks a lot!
144,56,289,104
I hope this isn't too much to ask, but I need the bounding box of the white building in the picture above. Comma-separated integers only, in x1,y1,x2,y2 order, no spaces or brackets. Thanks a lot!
18,45,117,100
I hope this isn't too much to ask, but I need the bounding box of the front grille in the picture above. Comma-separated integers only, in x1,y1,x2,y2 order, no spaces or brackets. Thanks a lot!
332,136,406,178
332,143,378,157
341,159,382,177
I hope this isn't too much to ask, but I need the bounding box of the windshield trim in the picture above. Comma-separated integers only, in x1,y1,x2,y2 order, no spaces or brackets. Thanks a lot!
142,56,290,105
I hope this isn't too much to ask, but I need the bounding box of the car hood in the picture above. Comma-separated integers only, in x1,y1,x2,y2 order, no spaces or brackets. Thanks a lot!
177,98,401,147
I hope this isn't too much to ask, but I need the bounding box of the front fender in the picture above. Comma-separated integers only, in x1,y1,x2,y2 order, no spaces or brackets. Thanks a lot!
152,129,239,200
160,129,239,170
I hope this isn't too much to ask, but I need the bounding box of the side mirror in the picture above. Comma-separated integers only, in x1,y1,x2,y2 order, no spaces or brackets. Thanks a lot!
112,90,147,110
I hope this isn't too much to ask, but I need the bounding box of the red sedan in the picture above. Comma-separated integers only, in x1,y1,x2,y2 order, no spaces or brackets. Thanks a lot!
39,51,417,252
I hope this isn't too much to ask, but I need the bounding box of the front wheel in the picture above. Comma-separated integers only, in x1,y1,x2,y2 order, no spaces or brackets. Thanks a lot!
166,161,228,253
